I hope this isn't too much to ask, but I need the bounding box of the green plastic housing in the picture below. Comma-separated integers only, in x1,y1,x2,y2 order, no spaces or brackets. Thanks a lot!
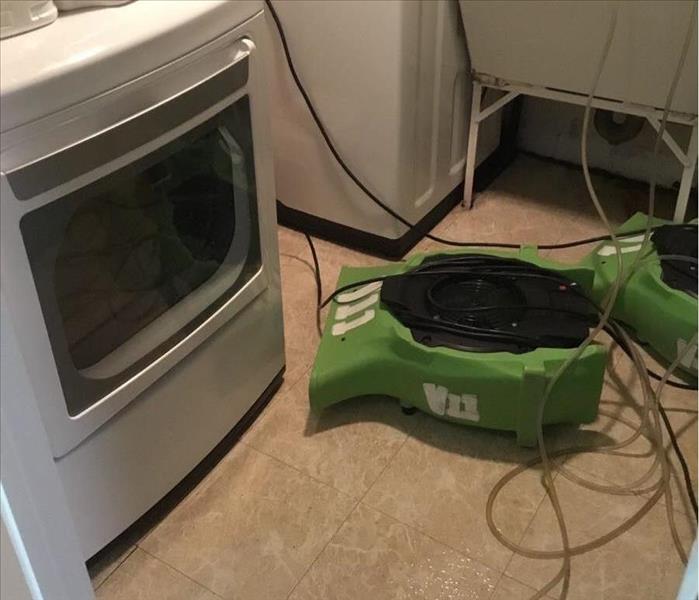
579,212,698,377
309,247,607,446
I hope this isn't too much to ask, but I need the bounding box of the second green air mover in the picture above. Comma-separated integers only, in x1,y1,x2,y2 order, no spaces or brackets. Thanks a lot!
580,212,697,378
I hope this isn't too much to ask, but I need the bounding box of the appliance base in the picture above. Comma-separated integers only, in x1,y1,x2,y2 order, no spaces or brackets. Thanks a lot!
86,366,284,566
277,143,520,260
57,286,285,559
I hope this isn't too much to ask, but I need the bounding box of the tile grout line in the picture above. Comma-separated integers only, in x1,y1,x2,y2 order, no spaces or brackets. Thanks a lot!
279,401,550,597
362,498,510,584
98,427,277,593
483,491,530,600
282,495,363,600
278,227,308,260
283,421,415,600
136,545,227,599
123,418,354,600
496,469,564,596
262,361,312,413
236,365,373,502
358,419,520,586
355,416,563,593
242,363,418,502
91,545,139,592
239,440,356,503
116,368,323,600
239,358,312,444
560,454,698,520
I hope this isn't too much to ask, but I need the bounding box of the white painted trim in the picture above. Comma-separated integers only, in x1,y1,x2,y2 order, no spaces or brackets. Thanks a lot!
461,73,698,221
476,90,520,123
674,124,699,222
475,74,697,125
647,117,692,167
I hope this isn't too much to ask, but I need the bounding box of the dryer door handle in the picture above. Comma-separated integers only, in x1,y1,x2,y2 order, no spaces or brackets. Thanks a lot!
5,54,249,200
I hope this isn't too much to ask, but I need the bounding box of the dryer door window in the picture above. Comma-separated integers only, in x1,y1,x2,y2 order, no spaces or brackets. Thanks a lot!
21,96,261,416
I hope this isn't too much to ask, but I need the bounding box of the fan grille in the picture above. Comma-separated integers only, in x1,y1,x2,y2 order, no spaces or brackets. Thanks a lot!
428,276,525,329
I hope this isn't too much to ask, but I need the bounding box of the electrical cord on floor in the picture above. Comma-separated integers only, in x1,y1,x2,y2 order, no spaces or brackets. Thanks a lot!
658,402,698,517
536,227,686,250
304,233,323,336
604,321,698,518
265,0,694,254
603,323,698,390
647,369,698,391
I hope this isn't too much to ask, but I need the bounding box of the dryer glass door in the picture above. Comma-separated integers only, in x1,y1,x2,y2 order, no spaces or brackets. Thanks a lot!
20,96,261,416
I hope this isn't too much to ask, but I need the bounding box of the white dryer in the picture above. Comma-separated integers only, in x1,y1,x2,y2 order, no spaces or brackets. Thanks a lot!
265,0,508,258
0,0,284,559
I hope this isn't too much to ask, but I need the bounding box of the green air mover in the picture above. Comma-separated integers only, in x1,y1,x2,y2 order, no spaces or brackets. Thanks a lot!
309,247,608,446
308,214,697,444
580,212,698,377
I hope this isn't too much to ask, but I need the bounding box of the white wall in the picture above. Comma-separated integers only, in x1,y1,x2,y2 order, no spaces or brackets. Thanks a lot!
518,97,696,189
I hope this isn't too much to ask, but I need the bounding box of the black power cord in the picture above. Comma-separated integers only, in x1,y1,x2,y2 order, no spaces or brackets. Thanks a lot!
658,404,698,517
604,321,698,518
304,233,323,336
317,256,597,350
265,0,690,252
603,323,698,391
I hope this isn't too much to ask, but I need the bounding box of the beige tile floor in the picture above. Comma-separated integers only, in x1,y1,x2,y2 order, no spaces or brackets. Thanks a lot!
91,155,697,600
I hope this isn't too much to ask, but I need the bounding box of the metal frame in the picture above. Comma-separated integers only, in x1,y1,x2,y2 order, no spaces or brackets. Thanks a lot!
462,75,698,222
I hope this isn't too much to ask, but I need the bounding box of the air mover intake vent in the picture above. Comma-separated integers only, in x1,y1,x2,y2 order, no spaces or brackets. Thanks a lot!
651,224,697,296
427,276,526,330
380,254,597,354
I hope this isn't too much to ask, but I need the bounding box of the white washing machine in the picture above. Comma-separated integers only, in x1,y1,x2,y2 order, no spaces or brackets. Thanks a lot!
266,0,506,258
0,0,284,559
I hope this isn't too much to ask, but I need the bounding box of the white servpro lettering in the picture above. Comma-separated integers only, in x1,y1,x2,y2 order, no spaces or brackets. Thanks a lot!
423,383,480,422
335,293,379,320
597,243,643,257
596,233,649,257
331,282,381,336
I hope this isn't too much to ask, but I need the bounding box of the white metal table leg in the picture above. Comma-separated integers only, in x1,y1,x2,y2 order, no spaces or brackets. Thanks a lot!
461,81,482,209
673,123,698,222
